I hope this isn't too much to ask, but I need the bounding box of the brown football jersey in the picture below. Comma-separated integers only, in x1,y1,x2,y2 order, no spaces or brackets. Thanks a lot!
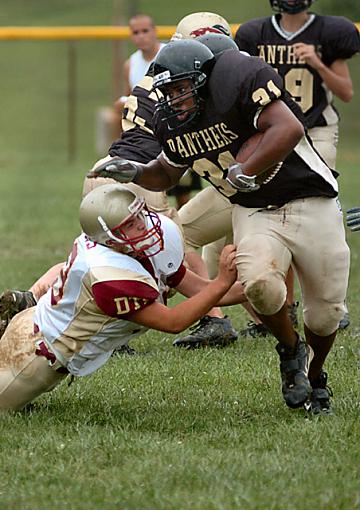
154,50,338,209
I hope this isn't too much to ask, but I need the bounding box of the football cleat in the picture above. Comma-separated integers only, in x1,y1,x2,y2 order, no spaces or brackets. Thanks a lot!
112,344,137,356
173,315,238,349
0,290,37,338
239,321,270,339
304,371,333,415
338,311,350,330
276,336,312,408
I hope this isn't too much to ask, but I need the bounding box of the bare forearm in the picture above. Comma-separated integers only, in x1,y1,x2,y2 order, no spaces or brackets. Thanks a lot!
133,160,174,191
243,103,304,176
168,279,232,332
130,278,231,333
29,262,64,300
315,64,353,102
217,281,245,306
176,270,245,308
134,158,185,191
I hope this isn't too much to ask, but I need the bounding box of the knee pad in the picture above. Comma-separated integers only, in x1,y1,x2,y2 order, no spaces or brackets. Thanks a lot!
245,271,287,316
304,302,345,336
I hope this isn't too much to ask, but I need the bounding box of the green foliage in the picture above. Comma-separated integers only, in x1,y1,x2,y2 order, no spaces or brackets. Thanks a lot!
317,0,360,19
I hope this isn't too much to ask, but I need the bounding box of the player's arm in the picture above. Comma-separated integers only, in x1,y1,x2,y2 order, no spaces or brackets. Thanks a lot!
29,262,65,301
175,267,245,307
87,154,187,192
229,100,304,184
293,43,353,102
126,245,238,333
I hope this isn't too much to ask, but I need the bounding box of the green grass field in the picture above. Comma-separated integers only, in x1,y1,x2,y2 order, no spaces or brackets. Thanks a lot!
0,2,360,509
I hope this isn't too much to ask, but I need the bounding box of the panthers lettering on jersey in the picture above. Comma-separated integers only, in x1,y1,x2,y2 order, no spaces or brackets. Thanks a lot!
109,66,162,163
154,50,338,209
235,15,360,128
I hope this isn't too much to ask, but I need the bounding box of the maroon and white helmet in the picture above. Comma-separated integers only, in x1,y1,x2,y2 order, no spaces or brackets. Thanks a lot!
172,12,232,40
79,184,163,257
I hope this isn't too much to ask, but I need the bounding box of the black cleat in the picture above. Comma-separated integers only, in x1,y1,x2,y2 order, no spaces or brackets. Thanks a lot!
338,311,350,330
0,290,37,338
288,301,299,328
304,371,333,415
276,336,312,409
173,315,238,349
239,321,270,339
112,344,137,356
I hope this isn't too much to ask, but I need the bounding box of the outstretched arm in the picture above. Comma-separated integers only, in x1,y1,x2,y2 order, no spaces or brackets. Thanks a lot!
87,154,187,192
126,245,239,333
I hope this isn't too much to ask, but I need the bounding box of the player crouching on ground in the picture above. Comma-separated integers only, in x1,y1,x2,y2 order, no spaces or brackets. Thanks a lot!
0,184,246,412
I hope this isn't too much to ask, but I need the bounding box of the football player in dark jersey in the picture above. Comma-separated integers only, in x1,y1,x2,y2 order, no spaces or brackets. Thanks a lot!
89,38,350,414
235,0,359,332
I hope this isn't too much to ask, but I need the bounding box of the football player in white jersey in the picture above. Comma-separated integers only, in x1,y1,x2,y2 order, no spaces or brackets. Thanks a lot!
0,184,246,412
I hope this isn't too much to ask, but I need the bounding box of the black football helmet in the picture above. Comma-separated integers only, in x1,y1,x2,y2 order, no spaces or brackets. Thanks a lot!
270,0,314,14
195,33,238,58
152,39,215,129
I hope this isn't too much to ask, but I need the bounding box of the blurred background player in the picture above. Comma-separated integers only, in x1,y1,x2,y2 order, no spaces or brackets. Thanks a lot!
235,0,360,330
114,13,165,116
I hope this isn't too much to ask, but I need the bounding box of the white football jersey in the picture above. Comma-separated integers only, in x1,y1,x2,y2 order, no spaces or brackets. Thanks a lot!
34,215,184,376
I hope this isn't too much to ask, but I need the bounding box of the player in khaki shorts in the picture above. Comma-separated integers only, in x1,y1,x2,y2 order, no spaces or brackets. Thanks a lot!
0,184,246,411
188,0,359,339
235,0,359,331
89,38,350,414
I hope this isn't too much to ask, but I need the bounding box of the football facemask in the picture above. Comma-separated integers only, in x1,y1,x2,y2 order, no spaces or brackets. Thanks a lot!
80,184,164,258
152,40,215,130
270,0,314,14
97,200,164,258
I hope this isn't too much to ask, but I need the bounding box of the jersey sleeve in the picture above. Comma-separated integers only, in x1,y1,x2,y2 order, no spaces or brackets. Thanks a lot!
108,72,162,164
321,16,360,65
92,279,159,317
166,263,187,288
238,61,285,126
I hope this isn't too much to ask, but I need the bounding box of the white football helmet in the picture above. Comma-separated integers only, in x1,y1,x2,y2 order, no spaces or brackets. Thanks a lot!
79,184,163,257
172,12,232,41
